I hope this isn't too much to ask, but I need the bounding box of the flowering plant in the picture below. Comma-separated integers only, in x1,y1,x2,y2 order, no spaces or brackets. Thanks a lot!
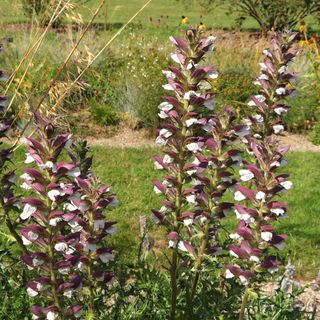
226,31,299,319
18,114,117,319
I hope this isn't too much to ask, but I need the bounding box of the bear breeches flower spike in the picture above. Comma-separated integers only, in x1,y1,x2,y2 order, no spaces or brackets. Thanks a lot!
0,54,28,255
19,114,117,319
153,28,246,318
227,31,298,320
153,28,218,319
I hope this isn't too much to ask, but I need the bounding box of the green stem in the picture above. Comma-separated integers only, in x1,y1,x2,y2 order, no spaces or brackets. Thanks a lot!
239,287,249,320
190,223,209,299
48,227,63,315
3,208,28,255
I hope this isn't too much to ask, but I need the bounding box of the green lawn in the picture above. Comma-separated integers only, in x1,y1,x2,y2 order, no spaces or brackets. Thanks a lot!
2,0,319,33
5,145,320,280
88,146,320,280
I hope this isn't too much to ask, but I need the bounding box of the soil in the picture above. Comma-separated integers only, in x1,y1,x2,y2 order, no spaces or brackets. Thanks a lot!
86,128,320,152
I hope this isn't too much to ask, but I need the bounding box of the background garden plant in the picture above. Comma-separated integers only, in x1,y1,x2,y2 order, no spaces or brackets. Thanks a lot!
0,0,319,319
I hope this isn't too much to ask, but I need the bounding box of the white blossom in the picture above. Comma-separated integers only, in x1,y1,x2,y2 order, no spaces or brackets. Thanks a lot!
20,203,37,220
239,169,254,182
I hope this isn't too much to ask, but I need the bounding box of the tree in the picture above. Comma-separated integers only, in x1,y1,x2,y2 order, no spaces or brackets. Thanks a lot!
178,0,320,33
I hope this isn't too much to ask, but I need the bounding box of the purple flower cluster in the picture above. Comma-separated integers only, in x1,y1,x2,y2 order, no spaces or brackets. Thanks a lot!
19,114,117,319
245,31,299,138
226,31,298,285
152,29,252,316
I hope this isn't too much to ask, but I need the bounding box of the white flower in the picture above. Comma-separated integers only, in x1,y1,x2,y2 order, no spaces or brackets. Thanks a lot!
274,241,286,250
235,209,255,224
274,107,287,115
268,266,279,274
99,252,115,263
21,182,32,190
235,126,250,138
162,83,174,91
234,191,246,201
248,95,266,106
106,226,117,235
75,261,86,271
208,71,218,79
58,267,70,275
230,250,239,258
54,242,68,252
158,110,168,119
259,62,268,71
225,269,235,279
273,124,284,134
270,208,285,216
239,169,254,182
170,53,180,64
278,66,287,74
32,258,44,267
39,161,56,172
229,233,243,241
186,118,198,127
186,194,196,204
258,74,269,81
163,155,173,164
276,87,286,95
47,311,58,320
280,181,292,190
24,153,35,164
66,167,81,178
63,289,73,298
83,242,97,253
64,202,78,211
255,191,266,202
159,206,171,213
154,161,164,170
184,91,200,100
22,236,32,245
239,275,249,286
27,287,38,297
162,70,176,78
168,240,177,248
20,203,37,220
203,99,216,110
263,49,272,57
158,101,173,111
49,217,62,226
153,186,162,194
208,161,217,169
48,189,61,202
183,218,193,226
261,232,273,242
94,219,105,230
186,143,201,153
249,255,260,262
178,241,188,252
28,231,39,242
252,114,264,123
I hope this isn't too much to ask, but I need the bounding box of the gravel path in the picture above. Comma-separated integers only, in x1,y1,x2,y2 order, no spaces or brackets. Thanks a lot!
86,129,320,152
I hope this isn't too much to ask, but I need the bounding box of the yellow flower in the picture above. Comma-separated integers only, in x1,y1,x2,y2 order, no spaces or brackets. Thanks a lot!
299,40,308,47
198,22,206,31
299,20,307,33
181,15,189,24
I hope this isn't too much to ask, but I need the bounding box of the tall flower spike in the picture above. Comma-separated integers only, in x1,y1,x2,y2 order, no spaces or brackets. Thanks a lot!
19,114,117,319
153,29,225,319
246,30,299,138
74,175,117,316
227,31,298,299
0,49,28,255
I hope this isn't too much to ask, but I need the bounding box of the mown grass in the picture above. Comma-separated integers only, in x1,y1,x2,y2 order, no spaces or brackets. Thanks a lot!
5,144,320,281
2,0,319,35
89,146,320,280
